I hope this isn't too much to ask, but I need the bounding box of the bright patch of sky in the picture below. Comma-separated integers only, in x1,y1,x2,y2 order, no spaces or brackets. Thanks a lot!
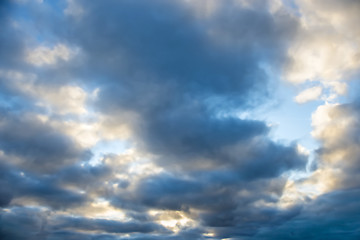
88,140,130,166
265,82,320,151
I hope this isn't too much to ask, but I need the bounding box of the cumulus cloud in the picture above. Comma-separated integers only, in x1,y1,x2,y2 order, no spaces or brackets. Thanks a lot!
311,101,360,190
285,0,360,102
264,100,360,239
1,0,360,239
269,1,360,238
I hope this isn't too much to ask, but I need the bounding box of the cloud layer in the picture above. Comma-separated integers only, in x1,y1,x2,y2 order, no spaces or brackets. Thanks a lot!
0,0,359,239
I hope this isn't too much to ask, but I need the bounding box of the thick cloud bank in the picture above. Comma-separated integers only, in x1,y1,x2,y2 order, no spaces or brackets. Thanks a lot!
0,0,359,239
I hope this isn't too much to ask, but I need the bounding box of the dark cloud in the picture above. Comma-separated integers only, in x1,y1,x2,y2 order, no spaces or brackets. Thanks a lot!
60,0,303,173
42,5,307,238
0,1,26,69
57,163,112,190
250,100,360,239
254,188,360,240
53,216,169,234
6,0,354,240
0,187,13,208
0,207,169,240
0,207,48,240
132,172,285,211
0,161,86,209
108,170,302,239
0,110,91,173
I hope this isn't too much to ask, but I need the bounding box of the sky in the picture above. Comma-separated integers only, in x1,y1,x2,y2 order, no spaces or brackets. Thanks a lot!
0,0,360,239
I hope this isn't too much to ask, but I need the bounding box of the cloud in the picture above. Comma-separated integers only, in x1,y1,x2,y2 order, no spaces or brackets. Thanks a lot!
26,44,76,66
0,207,169,240
285,0,360,102
294,86,322,103
272,2,360,237
0,70,88,115
62,0,303,172
53,216,169,234
0,0,308,238
0,110,91,173
264,99,360,239
311,101,360,190
64,0,84,17
0,159,89,208
0,1,26,69
4,0,360,239
255,188,360,240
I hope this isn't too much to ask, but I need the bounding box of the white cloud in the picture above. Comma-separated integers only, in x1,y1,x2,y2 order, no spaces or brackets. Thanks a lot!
0,69,87,115
279,102,359,205
38,85,87,115
294,86,322,103
26,44,76,66
285,0,360,102
285,34,359,84
311,103,339,145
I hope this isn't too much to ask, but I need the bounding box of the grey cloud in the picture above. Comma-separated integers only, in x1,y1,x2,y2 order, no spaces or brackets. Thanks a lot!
0,0,319,239
0,1,26,69
0,207,170,240
53,216,169,234
57,163,112,190
254,188,360,240
0,110,91,173
0,0,303,174
250,100,360,239
0,207,48,240
133,172,286,211
0,161,86,209
0,187,13,207
0,2,33,112
61,1,305,238
60,0,304,174
109,171,300,238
